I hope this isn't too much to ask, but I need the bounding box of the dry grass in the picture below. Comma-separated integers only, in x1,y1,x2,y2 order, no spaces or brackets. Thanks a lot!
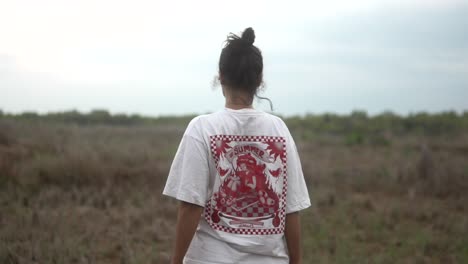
0,119,467,264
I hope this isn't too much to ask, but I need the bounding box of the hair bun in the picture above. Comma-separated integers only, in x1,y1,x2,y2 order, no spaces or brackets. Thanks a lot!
241,27,255,45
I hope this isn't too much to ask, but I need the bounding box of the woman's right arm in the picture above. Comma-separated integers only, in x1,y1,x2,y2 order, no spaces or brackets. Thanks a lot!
171,201,204,264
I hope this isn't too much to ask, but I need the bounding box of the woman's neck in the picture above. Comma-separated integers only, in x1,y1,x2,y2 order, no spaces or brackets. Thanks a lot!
223,86,253,110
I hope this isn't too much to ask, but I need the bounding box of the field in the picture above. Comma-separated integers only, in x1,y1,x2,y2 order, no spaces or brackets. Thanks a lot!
1,112,468,263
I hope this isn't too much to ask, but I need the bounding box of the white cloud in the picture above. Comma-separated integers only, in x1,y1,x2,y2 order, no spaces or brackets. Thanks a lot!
1,0,467,115
2,0,465,76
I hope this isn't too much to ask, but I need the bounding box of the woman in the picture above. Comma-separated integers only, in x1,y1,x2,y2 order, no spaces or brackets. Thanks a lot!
163,27,311,264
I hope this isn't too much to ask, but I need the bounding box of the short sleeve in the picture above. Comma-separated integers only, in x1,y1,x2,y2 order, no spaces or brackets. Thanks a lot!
163,130,210,207
285,133,311,214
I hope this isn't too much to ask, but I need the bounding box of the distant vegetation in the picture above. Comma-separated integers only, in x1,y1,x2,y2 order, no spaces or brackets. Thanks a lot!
2,109,467,148
1,108,467,263
0,109,196,127
1,109,467,135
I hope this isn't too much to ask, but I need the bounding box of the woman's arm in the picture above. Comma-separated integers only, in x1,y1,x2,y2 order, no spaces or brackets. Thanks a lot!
171,201,204,264
285,212,302,264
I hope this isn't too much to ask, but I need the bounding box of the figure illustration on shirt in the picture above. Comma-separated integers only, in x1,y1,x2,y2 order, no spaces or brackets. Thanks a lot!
217,154,279,210
209,136,285,231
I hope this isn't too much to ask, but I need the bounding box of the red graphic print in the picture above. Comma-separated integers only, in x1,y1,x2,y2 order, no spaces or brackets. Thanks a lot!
206,135,287,235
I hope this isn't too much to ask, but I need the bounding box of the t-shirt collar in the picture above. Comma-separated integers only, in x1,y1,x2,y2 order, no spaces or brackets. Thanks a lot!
224,107,262,114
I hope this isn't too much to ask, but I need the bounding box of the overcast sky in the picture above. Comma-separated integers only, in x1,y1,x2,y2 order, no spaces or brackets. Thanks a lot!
1,0,467,116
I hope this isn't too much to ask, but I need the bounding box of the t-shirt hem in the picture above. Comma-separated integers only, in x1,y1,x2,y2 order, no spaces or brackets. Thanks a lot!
162,190,206,207
285,199,311,214
184,257,219,264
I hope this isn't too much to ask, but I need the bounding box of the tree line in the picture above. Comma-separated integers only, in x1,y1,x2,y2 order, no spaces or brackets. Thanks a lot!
1,109,467,137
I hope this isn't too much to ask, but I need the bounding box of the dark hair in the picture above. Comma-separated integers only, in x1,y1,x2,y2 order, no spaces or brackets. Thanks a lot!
218,27,273,110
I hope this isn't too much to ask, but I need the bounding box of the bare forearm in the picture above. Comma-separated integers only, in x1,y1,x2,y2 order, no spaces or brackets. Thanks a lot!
172,201,204,264
285,212,302,264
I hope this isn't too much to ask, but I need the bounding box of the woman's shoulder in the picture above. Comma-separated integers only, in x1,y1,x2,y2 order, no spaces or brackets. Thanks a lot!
186,111,220,126
186,110,289,132
263,112,289,129
183,111,223,136
264,111,285,122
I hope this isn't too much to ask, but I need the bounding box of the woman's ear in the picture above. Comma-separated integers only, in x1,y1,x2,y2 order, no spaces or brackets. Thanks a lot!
222,86,226,97
218,73,224,85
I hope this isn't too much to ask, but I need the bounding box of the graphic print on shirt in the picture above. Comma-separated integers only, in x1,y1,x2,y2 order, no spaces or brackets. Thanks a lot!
206,135,287,235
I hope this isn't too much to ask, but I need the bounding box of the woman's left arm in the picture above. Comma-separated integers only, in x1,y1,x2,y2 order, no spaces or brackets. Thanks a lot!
285,212,302,264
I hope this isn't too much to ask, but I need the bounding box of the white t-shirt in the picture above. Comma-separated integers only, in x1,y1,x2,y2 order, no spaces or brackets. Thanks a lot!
163,108,311,264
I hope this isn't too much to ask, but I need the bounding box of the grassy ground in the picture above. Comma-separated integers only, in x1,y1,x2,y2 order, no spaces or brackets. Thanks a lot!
0,119,467,263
